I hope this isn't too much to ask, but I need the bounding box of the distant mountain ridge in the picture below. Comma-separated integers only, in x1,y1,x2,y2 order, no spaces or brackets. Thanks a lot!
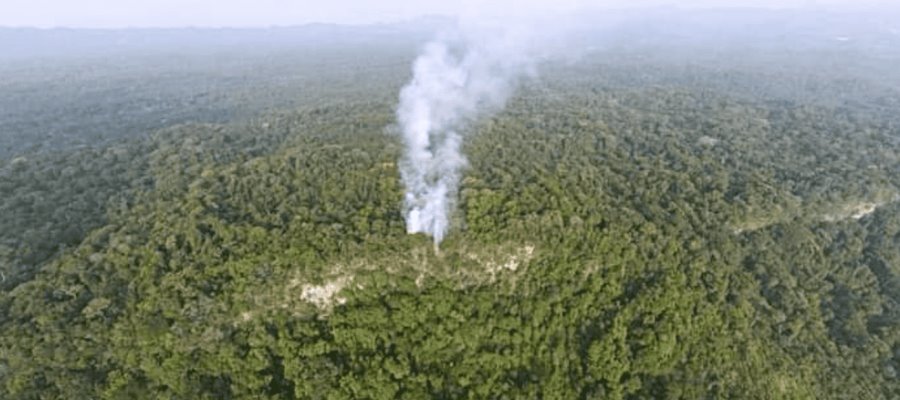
1,8,897,61
0,18,450,60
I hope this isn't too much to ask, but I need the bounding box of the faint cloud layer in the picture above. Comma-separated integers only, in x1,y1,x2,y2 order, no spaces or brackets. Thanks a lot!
1,0,897,28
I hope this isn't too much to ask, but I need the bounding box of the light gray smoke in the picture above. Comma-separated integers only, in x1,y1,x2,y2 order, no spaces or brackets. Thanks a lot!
397,22,534,244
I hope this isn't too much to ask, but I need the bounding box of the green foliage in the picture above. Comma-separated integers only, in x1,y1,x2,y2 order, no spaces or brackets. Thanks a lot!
1,44,899,399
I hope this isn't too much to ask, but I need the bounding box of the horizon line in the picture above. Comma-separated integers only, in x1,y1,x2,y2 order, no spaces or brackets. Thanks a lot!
1,5,891,31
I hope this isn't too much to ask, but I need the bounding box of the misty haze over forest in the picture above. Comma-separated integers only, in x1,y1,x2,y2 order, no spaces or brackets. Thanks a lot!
1,3,899,399
2,6,900,58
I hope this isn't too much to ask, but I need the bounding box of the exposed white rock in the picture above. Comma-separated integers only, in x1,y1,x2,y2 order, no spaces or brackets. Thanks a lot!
485,245,535,280
300,277,351,310
823,201,884,222
697,136,720,147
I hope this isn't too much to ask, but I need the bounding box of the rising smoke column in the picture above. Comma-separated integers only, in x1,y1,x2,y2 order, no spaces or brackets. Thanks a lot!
397,23,532,244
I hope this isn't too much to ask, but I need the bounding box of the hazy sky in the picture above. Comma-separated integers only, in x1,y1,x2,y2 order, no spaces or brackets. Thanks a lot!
1,0,895,28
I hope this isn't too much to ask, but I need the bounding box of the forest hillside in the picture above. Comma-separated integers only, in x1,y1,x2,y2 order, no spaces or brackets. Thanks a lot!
1,15,899,399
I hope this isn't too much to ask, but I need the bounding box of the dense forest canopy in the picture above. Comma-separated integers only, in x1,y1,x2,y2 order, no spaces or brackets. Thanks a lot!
1,9,899,399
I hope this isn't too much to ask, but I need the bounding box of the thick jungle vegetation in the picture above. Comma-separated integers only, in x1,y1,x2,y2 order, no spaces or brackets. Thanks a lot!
1,14,899,399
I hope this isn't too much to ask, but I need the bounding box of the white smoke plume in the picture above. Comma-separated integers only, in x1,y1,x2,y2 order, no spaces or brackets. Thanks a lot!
397,21,536,245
